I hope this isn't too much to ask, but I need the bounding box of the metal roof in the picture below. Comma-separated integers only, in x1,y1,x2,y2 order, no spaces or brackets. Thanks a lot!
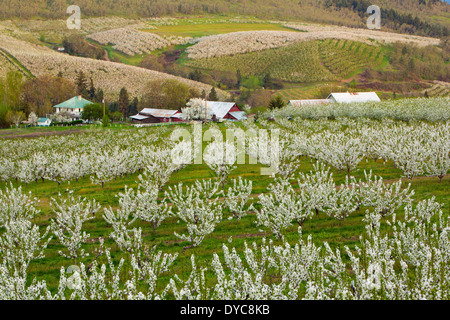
38,118,51,122
53,96,93,109
327,92,381,103
205,101,237,119
130,114,150,120
289,99,331,107
229,111,247,121
140,108,181,118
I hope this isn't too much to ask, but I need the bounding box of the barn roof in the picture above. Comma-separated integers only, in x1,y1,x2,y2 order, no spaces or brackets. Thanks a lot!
229,111,247,121
327,92,380,103
205,101,237,119
140,108,181,118
38,118,51,123
289,99,330,107
53,96,93,109
130,114,150,120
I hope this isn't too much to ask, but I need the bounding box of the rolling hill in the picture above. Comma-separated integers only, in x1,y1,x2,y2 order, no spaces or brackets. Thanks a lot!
0,34,229,101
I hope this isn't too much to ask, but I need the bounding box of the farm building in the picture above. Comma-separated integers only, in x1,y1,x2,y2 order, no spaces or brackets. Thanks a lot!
37,118,52,127
53,95,93,121
288,99,331,107
327,92,381,103
131,108,183,124
204,101,245,121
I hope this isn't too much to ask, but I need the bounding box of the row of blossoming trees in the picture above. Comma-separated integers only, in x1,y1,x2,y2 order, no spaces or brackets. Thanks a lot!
0,109,448,186
0,99,449,299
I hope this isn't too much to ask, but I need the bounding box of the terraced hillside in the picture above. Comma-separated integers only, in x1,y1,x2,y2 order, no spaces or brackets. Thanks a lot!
186,38,390,83
423,81,450,97
186,41,337,83
319,39,387,79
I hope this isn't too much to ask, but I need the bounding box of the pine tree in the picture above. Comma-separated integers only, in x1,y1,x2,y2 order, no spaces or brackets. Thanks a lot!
75,71,88,98
236,69,242,89
129,97,138,115
208,87,218,101
118,87,129,117
95,88,104,104
88,77,96,101
263,73,273,89
268,95,285,110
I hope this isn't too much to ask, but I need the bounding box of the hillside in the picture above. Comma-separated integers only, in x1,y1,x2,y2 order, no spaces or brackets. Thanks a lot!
0,10,448,103
0,34,229,101
0,0,448,37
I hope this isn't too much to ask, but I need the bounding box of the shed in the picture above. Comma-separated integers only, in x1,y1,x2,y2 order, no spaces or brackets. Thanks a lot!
37,118,52,127
130,114,160,124
131,108,183,123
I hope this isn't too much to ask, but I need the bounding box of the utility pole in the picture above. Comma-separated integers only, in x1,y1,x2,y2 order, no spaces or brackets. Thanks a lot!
103,98,105,117
204,93,207,124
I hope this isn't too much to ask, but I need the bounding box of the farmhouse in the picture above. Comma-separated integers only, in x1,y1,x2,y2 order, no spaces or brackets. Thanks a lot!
53,95,93,121
327,92,381,103
205,101,245,121
130,108,183,124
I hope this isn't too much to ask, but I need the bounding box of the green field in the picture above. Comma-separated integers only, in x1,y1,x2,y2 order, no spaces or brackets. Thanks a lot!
145,22,298,38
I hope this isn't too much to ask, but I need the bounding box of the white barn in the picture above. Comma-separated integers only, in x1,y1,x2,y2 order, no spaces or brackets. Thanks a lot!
327,92,380,103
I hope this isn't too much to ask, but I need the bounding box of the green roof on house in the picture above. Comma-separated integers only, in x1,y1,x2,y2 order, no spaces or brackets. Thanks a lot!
38,118,50,123
53,96,93,109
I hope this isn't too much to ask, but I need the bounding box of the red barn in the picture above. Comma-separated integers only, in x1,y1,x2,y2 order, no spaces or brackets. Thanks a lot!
205,102,246,121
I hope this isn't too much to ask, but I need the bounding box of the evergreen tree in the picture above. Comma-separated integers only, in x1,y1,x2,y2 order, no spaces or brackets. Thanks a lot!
94,88,104,104
263,73,273,89
75,71,88,98
129,97,139,115
118,87,129,117
208,87,218,101
88,77,96,100
236,69,242,88
268,95,285,110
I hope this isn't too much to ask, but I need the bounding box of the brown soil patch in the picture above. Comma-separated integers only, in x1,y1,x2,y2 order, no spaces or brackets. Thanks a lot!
0,129,84,139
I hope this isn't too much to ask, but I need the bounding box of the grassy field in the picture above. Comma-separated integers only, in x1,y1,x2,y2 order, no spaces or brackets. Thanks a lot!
145,22,297,38
0,123,448,294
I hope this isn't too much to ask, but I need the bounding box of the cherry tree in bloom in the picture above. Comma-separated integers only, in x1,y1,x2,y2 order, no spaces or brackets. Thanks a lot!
224,177,253,221
50,191,101,261
166,180,223,250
